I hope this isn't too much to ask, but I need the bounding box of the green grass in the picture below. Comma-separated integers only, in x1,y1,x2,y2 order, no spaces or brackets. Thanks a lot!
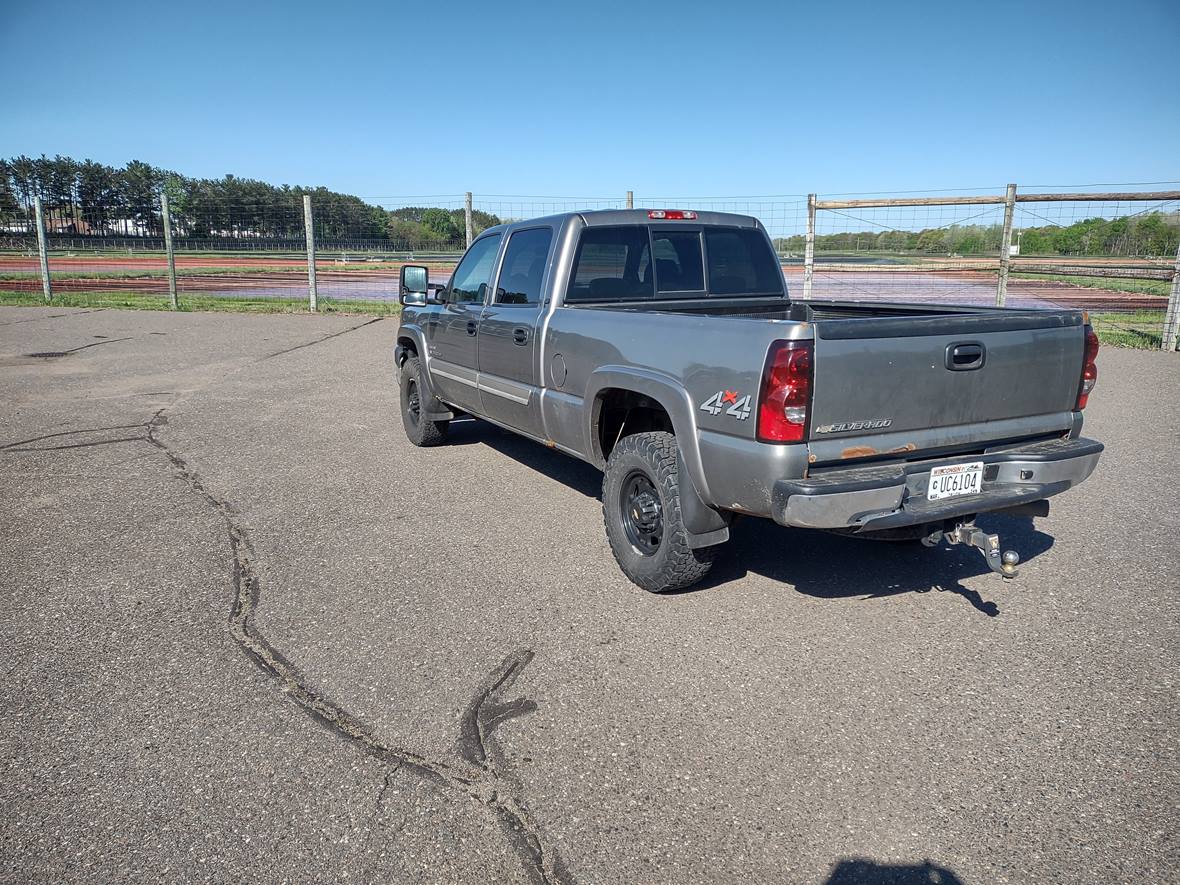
1088,310,1165,349
3,287,1167,348
0,289,401,315
0,262,421,281
807,252,928,265
1012,273,1170,297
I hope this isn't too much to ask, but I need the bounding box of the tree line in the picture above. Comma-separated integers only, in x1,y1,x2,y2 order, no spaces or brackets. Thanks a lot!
773,213,1178,258
0,155,501,247
4,156,1174,256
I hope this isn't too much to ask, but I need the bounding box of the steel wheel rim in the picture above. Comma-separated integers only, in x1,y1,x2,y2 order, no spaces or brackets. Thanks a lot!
620,470,663,556
406,378,421,425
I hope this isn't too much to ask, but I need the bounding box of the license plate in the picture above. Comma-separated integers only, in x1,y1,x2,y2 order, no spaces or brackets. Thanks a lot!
927,461,984,501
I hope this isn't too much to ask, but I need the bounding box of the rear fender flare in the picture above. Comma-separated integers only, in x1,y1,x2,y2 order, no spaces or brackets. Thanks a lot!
585,367,713,507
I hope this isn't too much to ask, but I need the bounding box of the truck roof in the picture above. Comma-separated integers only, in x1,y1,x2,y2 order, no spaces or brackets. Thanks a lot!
577,209,761,228
479,209,762,238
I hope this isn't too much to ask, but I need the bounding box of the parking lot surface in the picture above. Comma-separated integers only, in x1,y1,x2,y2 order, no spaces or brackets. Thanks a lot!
1,306,1177,884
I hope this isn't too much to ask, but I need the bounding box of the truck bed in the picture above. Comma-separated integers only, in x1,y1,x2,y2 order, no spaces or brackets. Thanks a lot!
589,296,1082,326
573,295,1087,468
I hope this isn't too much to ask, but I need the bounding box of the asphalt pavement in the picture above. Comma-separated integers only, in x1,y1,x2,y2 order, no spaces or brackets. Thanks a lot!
1,306,1176,884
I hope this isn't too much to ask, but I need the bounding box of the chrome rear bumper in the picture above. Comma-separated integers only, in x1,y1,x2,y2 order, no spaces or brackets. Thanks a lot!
773,437,1102,531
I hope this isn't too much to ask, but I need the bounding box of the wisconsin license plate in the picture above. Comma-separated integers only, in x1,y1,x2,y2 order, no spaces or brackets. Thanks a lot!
927,462,984,501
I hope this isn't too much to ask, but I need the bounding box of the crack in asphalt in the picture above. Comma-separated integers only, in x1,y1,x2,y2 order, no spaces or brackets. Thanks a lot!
376,764,400,814
26,336,135,358
0,308,107,327
0,424,148,451
460,651,541,770
145,411,572,884
259,316,385,361
2,409,573,885
125,316,388,424
4,435,146,452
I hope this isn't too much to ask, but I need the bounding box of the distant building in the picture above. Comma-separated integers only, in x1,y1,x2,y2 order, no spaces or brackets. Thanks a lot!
44,214,95,235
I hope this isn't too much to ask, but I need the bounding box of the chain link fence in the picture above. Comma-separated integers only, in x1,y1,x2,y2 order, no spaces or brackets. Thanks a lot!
2,181,1177,349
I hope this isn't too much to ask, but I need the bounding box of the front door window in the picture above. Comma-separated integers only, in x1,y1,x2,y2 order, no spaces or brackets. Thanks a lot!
448,234,502,304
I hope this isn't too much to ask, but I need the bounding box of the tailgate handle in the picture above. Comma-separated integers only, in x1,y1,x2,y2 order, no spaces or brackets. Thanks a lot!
946,342,985,371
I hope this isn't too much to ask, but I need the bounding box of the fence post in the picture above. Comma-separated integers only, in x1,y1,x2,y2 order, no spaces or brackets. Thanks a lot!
1162,237,1180,352
160,192,178,310
303,194,318,312
33,196,52,301
996,182,1017,307
802,193,816,301
626,190,634,210
464,192,474,249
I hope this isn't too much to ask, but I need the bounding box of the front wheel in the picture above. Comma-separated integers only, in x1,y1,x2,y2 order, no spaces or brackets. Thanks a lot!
399,356,448,447
602,431,717,593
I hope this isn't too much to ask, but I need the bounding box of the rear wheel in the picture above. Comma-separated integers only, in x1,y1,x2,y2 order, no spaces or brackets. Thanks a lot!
400,357,448,447
602,431,717,593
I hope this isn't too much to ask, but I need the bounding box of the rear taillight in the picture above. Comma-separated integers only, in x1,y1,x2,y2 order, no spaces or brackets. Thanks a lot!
1075,325,1099,410
757,340,813,442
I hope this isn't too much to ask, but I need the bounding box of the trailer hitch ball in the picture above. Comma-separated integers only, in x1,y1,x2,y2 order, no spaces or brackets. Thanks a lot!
932,521,1022,581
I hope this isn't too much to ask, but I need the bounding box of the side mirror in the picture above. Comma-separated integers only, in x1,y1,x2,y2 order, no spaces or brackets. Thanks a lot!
399,265,429,305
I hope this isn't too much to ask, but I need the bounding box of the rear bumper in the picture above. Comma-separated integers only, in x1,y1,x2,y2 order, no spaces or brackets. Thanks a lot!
772,437,1103,531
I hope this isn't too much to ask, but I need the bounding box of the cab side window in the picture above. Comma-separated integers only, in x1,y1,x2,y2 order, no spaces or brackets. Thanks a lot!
448,234,502,304
495,227,553,306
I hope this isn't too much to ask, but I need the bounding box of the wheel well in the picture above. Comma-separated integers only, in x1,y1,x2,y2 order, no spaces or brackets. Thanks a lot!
396,336,418,366
595,388,674,461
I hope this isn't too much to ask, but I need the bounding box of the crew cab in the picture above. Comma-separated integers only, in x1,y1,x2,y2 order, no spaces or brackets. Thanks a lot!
393,210,1102,592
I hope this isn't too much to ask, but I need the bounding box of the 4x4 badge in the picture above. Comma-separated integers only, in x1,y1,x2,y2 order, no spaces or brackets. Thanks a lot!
700,390,752,420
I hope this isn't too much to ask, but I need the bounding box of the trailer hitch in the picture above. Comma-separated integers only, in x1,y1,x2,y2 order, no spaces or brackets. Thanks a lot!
922,521,1020,580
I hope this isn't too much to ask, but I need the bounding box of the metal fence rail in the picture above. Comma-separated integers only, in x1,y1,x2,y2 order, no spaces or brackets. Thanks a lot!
797,186,1180,351
2,183,1177,350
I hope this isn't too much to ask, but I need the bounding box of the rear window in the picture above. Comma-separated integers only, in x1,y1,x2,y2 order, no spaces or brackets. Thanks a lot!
567,224,782,302
704,228,783,295
566,226,653,302
653,230,705,293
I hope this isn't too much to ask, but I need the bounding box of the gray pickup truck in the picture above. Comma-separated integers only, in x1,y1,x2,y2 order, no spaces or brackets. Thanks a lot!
393,209,1102,593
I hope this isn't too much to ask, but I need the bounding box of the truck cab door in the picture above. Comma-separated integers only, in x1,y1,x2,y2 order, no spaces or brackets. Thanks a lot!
426,232,502,413
476,226,554,438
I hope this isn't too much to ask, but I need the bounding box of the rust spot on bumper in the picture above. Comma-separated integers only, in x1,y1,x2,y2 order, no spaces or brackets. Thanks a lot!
840,445,878,459
838,442,917,460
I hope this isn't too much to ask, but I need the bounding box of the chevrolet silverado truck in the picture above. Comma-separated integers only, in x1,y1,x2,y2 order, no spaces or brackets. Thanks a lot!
393,210,1102,593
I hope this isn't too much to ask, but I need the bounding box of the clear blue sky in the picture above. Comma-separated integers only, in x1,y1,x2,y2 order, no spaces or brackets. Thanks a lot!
2,0,1177,201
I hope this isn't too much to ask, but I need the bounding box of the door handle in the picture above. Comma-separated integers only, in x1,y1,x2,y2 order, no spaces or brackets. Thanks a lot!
946,342,985,371
466,320,478,336
512,327,529,346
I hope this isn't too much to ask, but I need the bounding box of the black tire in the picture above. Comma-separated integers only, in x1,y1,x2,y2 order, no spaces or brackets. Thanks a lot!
400,356,448,447
602,431,717,593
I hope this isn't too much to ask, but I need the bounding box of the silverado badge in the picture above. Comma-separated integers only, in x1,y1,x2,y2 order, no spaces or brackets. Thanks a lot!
813,418,893,434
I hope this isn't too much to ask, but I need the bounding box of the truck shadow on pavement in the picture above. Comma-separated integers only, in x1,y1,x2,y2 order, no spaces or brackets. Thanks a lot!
824,857,965,884
456,420,1055,615
447,418,605,498
698,512,1055,616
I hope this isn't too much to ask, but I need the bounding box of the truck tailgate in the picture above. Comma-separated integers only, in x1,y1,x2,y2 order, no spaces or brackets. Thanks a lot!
807,311,1085,463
